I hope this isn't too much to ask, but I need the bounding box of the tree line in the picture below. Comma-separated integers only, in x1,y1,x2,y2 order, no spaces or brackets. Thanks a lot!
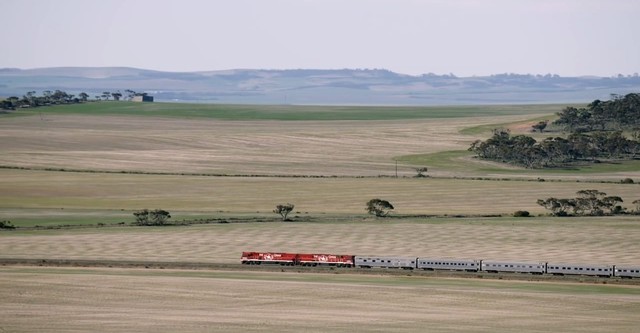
554,93,640,132
131,199,395,226
469,128,640,168
1,89,148,110
469,93,640,168
538,189,640,216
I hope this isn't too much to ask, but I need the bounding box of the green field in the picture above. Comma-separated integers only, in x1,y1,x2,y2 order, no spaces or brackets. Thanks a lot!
15,101,563,120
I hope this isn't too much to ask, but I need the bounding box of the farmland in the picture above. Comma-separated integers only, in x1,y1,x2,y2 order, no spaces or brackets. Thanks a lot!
1,102,640,332
1,267,639,333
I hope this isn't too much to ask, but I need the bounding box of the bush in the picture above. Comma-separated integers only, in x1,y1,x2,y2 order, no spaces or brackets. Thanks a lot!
366,199,394,217
0,220,16,229
513,211,530,217
414,167,429,178
621,178,635,184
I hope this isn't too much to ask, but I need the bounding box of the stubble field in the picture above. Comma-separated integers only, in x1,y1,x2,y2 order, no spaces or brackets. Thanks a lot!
1,103,640,332
1,267,639,333
0,112,506,177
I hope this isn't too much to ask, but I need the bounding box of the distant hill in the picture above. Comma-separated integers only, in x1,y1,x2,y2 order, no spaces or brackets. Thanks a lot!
1,67,639,105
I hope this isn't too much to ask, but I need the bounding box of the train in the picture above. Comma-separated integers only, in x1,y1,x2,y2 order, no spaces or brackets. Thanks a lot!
241,251,640,278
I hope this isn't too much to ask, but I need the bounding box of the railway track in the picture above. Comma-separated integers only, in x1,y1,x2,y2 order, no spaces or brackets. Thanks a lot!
1,258,639,286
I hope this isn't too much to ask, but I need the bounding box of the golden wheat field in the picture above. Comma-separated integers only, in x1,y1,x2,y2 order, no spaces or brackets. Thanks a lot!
2,107,640,332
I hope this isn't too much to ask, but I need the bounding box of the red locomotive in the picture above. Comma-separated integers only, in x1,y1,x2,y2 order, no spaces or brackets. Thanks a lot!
296,253,354,267
241,251,354,267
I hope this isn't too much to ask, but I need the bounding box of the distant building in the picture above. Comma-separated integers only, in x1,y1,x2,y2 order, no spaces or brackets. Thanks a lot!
132,95,154,102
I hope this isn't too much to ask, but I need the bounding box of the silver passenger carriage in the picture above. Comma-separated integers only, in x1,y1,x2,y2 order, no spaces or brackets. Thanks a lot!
355,256,417,269
614,266,640,278
417,258,480,272
547,263,613,277
481,261,546,274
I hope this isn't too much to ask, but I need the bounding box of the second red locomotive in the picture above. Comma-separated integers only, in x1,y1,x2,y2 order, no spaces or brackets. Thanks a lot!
241,251,354,267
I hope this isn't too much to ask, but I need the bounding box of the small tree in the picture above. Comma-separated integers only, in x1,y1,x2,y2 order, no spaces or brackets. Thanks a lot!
366,199,394,217
575,189,607,216
531,120,548,133
601,196,624,215
274,203,295,221
150,209,171,225
632,199,640,215
133,209,150,225
0,220,16,229
536,198,574,216
415,167,428,178
133,209,171,225
78,92,89,102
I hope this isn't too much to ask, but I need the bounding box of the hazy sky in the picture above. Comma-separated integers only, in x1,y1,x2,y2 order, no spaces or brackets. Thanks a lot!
2,0,639,76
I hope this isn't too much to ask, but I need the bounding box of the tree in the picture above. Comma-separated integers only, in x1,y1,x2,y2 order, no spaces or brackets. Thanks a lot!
125,89,137,100
79,92,89,102
133,209,171,225
111,91,122,101
0,220,15,229
273,203,295,221
602,196,624,215
538,190,628,217
633,199,640,215
574,189,607,216
133,209,150,225
366,198,394,217
1,100,14,110
536,198,574,216
531,120,548,133
150,209,171,225
415,167,428,178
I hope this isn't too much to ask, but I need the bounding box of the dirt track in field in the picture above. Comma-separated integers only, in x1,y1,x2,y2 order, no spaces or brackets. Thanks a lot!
1,267,639,333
